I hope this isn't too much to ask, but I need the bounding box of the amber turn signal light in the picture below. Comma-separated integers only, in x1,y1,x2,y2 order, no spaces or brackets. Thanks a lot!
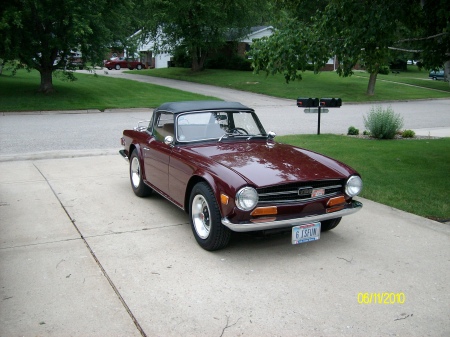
327,196,345,207
326,196,346,213
250,206,278,216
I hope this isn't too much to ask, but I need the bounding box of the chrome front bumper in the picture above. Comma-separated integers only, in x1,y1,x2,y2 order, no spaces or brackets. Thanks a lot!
221,200,362,232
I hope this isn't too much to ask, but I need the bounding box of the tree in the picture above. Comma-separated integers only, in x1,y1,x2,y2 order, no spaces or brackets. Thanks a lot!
320,0,407,95
141,0,270,71
394,0,450,82
0,0,137,93
249,0,449,95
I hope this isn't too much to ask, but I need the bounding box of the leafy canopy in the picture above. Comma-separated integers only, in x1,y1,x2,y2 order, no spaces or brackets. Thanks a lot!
249,0,450,95
0,0,140,92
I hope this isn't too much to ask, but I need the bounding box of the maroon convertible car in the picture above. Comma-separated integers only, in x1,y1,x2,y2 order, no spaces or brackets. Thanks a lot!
120,101,363,250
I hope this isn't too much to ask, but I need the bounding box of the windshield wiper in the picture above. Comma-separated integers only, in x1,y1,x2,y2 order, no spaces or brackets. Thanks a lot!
218,133,235,142
246,133,264,140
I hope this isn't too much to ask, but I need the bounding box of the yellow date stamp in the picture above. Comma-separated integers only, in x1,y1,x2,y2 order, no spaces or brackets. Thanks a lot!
357,292,406,304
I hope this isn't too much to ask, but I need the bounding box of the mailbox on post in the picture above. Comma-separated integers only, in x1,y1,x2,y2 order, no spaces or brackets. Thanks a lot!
297,97,342,135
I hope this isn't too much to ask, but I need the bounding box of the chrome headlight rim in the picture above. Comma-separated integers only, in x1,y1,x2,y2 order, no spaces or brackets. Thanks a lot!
236,187,258,211
345,175,363,197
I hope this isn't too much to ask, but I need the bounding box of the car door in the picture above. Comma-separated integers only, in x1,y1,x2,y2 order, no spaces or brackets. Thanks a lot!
143,111,174,195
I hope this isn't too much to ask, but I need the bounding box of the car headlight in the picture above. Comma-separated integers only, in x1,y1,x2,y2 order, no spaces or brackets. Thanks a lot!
345,176,363,197
236,187,258,211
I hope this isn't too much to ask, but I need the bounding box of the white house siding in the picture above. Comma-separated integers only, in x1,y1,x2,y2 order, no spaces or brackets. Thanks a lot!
154,53,172,68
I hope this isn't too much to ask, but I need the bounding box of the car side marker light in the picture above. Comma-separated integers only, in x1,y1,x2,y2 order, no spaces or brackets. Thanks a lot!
221,193,229,205
251,206,278,216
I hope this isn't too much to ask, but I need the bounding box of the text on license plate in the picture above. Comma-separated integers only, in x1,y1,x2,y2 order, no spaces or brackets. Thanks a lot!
292,222,321,244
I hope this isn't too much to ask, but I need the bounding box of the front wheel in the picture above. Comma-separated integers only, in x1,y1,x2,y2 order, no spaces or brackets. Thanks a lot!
136,64,142,70
129,150,152,197
321,217,342,232
189,182,231,251
115,64,121,70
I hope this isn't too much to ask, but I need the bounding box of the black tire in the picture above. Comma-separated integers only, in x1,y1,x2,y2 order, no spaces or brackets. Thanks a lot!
136,64,142,70
321,217,342,232
189,182,231,251
107,67,112,70
129,150,152,197
115,64,121,70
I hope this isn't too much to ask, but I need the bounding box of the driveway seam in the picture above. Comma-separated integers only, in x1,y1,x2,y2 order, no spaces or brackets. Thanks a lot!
83,222,189,239
0,237,82,250
32,162,148,337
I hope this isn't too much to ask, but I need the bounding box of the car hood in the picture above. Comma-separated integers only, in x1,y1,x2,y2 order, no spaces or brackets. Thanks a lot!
189,141,356,187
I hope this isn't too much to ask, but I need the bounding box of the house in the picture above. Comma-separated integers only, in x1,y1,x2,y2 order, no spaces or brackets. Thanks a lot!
133,26,274,69
233,26,274,57
132,26,339,71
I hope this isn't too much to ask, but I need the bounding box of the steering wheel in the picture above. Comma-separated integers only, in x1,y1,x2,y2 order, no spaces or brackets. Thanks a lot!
230,127,249,135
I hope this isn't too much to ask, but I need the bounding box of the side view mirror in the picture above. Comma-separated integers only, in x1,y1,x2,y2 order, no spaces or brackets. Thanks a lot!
267,131,276,140
164,135,174,146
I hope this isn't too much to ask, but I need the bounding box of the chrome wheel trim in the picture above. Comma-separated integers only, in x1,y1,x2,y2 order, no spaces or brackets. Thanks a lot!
192,194,211,239
130,157,141,188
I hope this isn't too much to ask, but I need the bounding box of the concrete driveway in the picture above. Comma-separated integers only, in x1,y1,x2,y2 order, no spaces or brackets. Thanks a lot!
1,155,449,336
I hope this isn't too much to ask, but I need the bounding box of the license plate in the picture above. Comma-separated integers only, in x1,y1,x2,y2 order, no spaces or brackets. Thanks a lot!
292,222,321,244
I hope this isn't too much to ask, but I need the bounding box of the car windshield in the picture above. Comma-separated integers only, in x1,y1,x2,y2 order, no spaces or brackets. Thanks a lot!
176,110,266,142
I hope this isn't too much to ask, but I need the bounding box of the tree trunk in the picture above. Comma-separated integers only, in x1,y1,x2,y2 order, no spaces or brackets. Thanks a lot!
444,60,450,86
366,72,378,96
38,68,55,93
191,57,202,72
191,46,207,72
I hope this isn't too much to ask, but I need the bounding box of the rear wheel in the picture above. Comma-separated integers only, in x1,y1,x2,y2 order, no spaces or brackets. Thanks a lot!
321,217,342,232
189,182,231,251
115,64,121,70
136,64,142,70
129,150,152,197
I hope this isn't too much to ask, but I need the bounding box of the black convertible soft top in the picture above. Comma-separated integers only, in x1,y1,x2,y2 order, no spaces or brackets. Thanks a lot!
155,101,253,114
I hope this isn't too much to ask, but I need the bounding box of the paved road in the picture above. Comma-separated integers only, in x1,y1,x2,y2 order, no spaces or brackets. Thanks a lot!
1,71,449,336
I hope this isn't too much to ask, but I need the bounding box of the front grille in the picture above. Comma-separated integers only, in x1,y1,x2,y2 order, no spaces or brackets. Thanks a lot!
257,180,344,204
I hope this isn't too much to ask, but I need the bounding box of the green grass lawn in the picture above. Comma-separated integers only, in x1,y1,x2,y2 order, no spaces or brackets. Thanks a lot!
278,134,450,221
0,69,218,112
128,66,450,102
1,66,449,112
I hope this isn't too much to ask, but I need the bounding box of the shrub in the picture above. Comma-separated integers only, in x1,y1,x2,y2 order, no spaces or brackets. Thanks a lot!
378,66,390,75
364,105,404,139
363,130,371,136
205,54,252,71
402,129,416,138
347,126,359,135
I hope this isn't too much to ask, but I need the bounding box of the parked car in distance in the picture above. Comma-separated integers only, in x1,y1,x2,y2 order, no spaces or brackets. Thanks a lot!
119,101,363,250
53,51,84,70
68,51,84,69
429,69,445,80
105,57,145,70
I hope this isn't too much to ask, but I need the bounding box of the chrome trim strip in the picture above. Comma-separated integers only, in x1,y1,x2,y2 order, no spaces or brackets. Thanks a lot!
221,200,362,232
258,185,343,197
258,192,340,204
